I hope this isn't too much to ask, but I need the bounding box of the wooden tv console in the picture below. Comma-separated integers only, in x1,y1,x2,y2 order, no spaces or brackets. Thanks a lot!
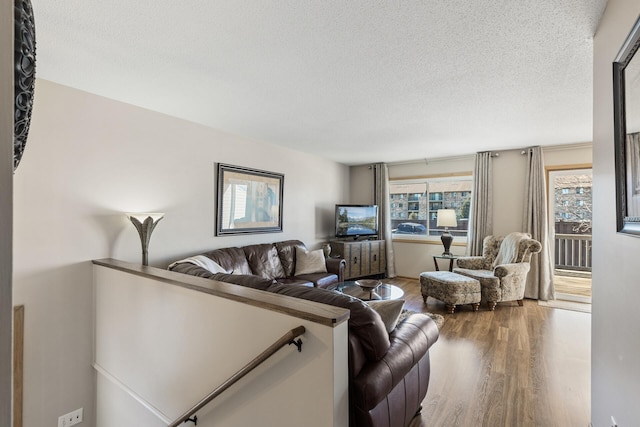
330,239,386,280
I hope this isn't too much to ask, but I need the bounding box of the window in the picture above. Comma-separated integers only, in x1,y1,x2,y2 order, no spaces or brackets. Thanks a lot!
389,177,472,239
576,187,585,194
562,188,570,194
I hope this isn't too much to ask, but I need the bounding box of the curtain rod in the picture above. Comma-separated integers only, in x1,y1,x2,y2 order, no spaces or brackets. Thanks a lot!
387,154,474,166
378,142,591,166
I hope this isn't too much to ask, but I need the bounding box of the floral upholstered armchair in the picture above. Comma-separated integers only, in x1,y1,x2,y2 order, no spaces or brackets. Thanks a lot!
454,233,542,310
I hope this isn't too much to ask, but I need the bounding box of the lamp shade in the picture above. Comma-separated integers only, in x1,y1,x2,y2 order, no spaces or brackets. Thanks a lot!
436,209,457,227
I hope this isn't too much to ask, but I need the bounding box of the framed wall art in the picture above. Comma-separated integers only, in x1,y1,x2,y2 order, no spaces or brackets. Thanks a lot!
614,16,640,236
216,163,284,235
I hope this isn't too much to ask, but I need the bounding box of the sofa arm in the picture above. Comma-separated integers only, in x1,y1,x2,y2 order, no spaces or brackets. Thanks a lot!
351,313,439,410
494,262,530,278
456,256,487,270
169,263,274,290
168,262,215,278
325,257,346,283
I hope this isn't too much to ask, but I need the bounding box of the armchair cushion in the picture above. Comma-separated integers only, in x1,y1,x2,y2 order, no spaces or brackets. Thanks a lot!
455,256,486,270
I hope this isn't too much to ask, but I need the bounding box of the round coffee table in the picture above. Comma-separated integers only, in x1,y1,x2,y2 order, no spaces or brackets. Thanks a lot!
328,281,404,301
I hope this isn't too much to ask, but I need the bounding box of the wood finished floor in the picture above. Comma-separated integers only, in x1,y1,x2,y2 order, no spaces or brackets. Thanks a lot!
384,277,591,427
554,274,592,298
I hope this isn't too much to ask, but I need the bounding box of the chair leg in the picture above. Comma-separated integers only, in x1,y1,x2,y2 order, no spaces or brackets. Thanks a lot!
471,303,480,311
445,304,456,314
422,294,427,303
487,301,497,311
517,299,524,306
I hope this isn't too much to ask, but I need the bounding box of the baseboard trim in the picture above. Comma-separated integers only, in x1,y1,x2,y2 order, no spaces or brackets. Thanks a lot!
538,299,591,313
13,306,24,427
555,292,591,304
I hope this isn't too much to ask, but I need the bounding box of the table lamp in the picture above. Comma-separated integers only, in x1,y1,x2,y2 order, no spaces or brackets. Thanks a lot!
437,209,457,256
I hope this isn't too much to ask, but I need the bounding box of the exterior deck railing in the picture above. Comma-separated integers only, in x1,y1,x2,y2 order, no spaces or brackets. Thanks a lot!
554,233,592,271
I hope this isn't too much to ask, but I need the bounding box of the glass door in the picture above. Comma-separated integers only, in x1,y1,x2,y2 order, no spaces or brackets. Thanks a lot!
548,168,592,303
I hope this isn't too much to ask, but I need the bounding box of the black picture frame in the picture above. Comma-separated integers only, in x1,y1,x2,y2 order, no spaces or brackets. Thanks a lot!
613,16,640,236
215,163,284,235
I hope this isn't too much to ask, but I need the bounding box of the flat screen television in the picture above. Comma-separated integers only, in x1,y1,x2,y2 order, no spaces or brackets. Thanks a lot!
335,204,379,238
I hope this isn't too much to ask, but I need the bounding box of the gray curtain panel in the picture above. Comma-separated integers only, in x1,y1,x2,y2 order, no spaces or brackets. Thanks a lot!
467,152,493,256
522,146,555,300
373,163,396,278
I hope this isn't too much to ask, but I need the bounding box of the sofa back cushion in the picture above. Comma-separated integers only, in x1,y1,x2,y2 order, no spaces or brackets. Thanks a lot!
243,243,286,280
203,247,253,275
274,240,307,277
267,284,391,361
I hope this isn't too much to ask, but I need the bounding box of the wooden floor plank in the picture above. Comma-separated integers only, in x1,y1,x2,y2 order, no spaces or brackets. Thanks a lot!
554,274,592,298
385,277,591,427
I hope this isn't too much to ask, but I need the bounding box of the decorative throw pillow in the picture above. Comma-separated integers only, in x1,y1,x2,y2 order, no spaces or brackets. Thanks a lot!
294,247,328,276
367,299,405,333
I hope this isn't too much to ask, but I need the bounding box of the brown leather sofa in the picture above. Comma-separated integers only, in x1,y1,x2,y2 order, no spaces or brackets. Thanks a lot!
268,284,439,427
169,239,345,288
169,240,440,427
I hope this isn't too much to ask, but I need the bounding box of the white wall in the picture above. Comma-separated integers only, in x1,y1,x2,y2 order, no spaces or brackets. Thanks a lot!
12,79,349,426
1,0,13,424
94,264,349,427
351,146,592,278
592,1,640,425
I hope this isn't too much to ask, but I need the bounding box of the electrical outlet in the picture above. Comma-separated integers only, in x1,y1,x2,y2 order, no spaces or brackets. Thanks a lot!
58,408,83,427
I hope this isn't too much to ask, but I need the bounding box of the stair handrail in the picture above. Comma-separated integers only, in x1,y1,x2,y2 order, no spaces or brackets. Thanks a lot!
167,325,306,427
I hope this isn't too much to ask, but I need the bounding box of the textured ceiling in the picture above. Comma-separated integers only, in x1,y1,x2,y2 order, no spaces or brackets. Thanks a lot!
31,1,607,165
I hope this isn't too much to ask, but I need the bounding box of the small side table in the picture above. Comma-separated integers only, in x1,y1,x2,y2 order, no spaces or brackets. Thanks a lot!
433,255,459,272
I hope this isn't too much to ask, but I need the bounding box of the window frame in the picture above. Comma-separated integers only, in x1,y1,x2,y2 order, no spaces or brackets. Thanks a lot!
389,174,472,243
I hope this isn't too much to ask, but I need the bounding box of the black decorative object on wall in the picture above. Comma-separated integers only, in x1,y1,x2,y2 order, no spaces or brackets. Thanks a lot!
14,0,36,171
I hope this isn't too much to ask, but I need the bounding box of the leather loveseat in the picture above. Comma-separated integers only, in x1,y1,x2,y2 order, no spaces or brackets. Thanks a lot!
169,240,440,427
